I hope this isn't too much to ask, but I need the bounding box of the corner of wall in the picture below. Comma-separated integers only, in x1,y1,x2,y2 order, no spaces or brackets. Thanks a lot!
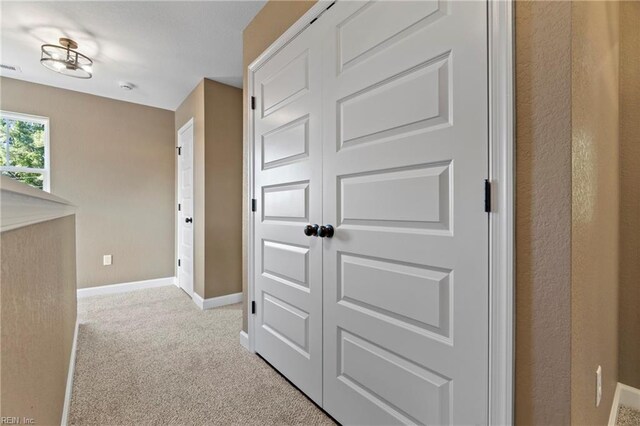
202,79,243,300
514,1,573,424
618,0,640,391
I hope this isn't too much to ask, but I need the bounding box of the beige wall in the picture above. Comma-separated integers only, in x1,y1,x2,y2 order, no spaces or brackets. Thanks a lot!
571,2,620,424
1,215,77,424
619,0,640,390
515,2,573,424
204,80,243,298
176,79,243,299
0,77,176,289
241,0,316,333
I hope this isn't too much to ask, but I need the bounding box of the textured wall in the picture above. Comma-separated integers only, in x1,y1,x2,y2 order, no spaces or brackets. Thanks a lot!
0,77,175,288
176,79,243,299
619,0,640,390
515,2,573,424
571,2,620,424
204,80,243,299
1,215,77,424
241,0,317,332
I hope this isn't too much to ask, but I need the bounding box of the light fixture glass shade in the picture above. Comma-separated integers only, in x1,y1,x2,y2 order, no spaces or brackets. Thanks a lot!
40,38,93,79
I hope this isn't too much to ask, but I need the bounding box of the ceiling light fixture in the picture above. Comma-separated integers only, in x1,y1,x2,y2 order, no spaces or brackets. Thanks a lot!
40,38,93,79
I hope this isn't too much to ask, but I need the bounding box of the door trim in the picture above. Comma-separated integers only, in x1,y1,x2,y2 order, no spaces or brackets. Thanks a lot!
487,0,516,425
177,118,195,298
245,1,515,423
488,1,515,424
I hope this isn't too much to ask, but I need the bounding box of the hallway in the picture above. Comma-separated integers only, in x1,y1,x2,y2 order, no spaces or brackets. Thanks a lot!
69,287,333,425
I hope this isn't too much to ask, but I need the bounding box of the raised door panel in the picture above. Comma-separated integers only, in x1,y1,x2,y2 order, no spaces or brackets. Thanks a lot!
338,0,446,71
262,182,309,222
338,330,451,425
338,54,450,149
261,51,309,117
339,253,451,338
262,116,309,169
338,163,451,231
262,293,310,355
262,240,309,288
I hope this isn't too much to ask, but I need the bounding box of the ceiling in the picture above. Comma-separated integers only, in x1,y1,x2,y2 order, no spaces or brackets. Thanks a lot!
0,1,266,111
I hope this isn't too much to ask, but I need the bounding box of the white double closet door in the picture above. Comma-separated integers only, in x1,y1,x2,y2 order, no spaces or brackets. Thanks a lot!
252,1,489,424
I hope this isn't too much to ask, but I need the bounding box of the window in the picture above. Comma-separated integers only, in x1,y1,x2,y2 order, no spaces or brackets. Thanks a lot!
0,111,50,191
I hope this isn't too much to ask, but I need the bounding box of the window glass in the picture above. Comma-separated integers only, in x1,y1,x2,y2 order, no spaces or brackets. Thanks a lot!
0,112,49,191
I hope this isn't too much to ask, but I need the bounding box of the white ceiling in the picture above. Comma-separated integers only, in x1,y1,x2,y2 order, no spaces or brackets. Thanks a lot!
0,1,266,111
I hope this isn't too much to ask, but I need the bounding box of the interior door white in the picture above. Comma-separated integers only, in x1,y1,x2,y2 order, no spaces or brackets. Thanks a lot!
252,19,324,404
178,120,194,297
320,1,489,425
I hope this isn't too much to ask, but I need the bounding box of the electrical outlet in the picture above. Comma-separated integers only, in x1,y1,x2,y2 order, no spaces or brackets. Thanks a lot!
103,255,112,266
596,365,602,407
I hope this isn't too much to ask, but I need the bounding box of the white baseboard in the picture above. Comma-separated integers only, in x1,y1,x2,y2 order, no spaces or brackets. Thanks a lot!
77,277,175,298
609,382,640,425
60,319,79,426
193,293,205,308
193,291,242,310
239,331,249,351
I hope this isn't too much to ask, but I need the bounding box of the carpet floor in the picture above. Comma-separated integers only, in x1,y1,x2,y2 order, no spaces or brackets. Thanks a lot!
69,286,334,425
617,405,640,426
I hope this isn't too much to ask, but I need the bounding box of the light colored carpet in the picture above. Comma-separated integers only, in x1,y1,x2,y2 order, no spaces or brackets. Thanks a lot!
617,405,640,426
69,286,334,425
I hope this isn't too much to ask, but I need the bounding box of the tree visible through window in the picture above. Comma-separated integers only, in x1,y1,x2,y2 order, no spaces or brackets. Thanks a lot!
0,112,49,191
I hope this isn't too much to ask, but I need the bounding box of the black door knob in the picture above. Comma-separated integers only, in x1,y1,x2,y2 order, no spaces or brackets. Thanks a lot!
185,217,193,223
318,225,334,238
304,224,319,236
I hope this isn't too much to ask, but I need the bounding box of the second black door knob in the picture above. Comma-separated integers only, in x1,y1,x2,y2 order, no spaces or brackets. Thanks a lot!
318,225,334,238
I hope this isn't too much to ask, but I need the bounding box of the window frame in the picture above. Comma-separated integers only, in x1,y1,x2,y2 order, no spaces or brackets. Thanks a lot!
0,110,51,192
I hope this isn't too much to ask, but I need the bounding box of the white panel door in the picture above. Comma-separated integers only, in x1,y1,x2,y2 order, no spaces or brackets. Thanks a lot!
178,121,194,297
320,1,489,424
252,19,324,404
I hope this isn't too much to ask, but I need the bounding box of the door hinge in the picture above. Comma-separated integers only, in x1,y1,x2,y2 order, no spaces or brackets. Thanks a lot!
310,2,335,25
251,301,256,315
251,96,256,110
178,259,181,267
177,146,182,155
251,198,257,212
484,179,492,213
178,203,181,211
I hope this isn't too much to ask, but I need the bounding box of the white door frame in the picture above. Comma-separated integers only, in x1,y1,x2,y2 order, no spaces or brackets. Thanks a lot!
245,1,514,424
177,118,195,297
